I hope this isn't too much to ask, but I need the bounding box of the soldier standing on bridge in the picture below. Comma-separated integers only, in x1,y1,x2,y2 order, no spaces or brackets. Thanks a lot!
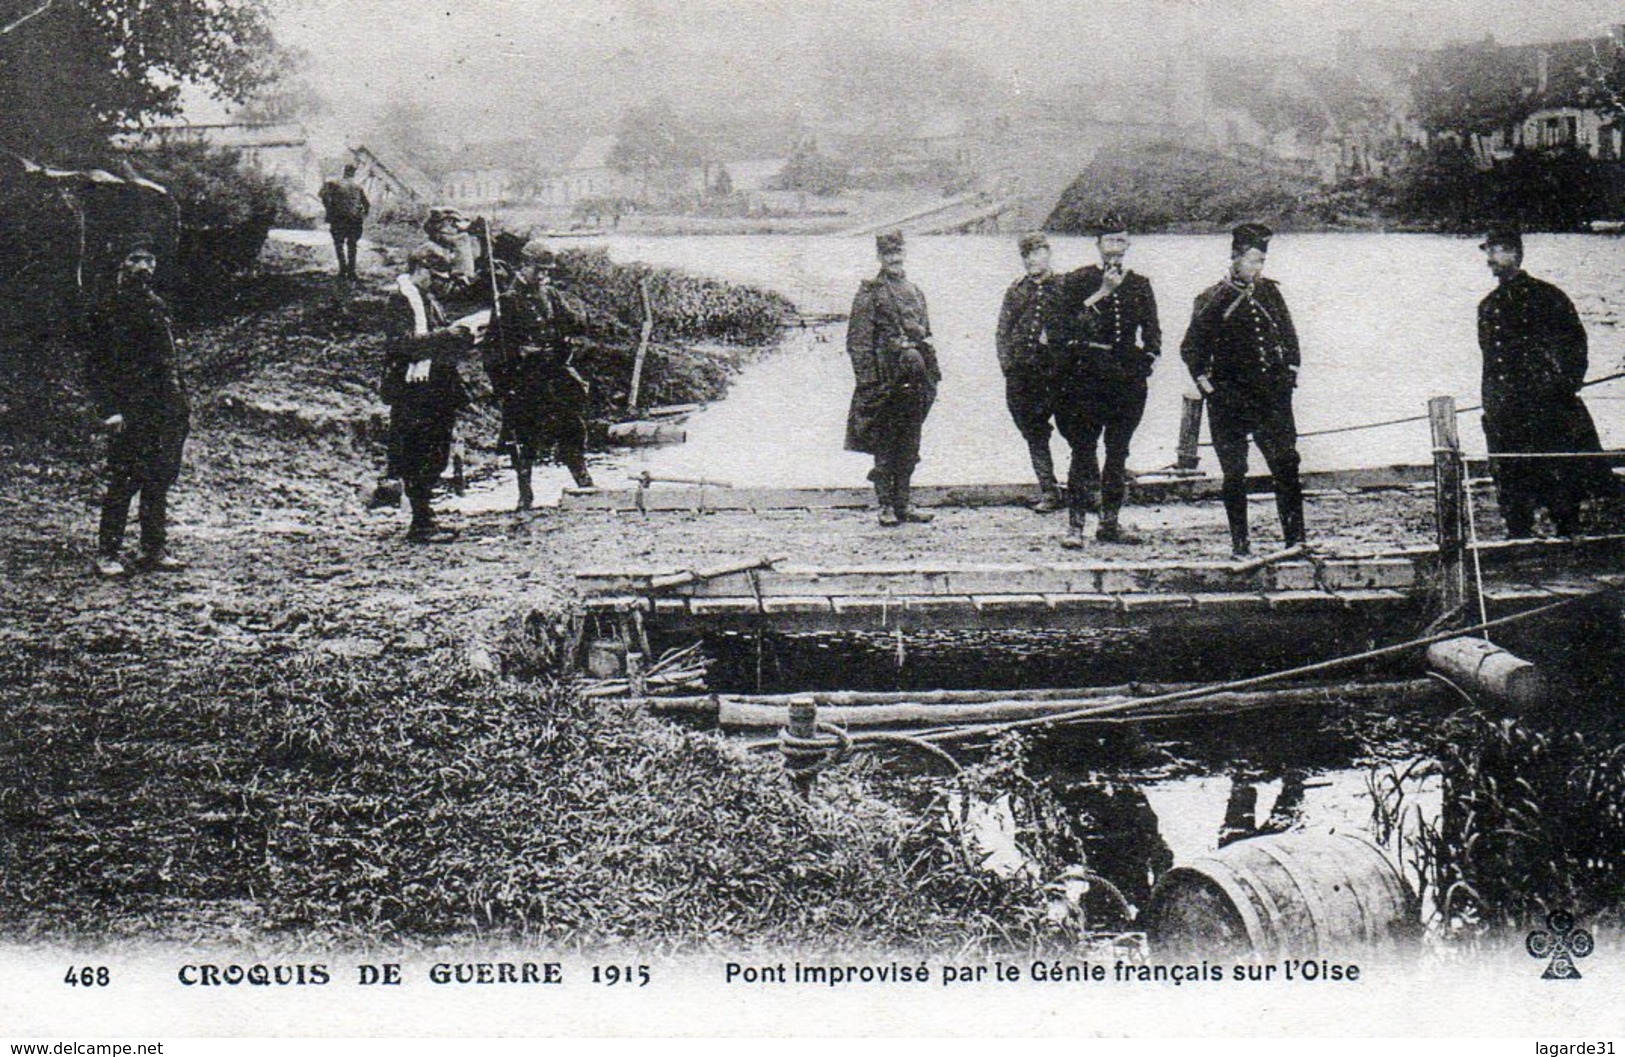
996,231,1067,513
1181,223,1305,559
845,230,941,527
1054,214,1161,548
1477,228,1611,538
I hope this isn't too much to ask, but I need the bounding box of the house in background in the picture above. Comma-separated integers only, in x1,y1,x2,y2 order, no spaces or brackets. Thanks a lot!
1460,30,1625,165
346,145,431,214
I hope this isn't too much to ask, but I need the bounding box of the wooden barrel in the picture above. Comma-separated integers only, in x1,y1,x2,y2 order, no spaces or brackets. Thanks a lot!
1143,832,1417,959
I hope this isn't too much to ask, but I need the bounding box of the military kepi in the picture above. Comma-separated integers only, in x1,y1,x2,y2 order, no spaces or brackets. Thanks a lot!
1093,213,1128,237
875,229,905,255
1017,231,1049,256
1231,222,1273,255
1480,227,1523,252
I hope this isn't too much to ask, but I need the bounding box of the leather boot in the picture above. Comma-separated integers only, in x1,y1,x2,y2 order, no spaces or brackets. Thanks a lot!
1032,483,1064,514
871,469,899,527
515,465,535,511
1276,488,1306,547
1223,482,1251,559
1095,508,1142,544
895,470,933,523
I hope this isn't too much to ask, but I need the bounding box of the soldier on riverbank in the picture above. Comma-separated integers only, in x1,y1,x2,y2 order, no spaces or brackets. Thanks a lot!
383,246,474,543
845,230,941,526
319,163,370,281
1055,214,1161,548
483,242,595,511
1477,228,1611,537
996,231,1066,513
84,245,190,577
1180,223,1305,559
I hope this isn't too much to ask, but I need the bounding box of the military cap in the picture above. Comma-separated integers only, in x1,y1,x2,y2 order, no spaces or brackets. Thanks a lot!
1017,231,1049,256
423,206,467,233
1092,213,1129,237
1231,222,1273,255
875,229,905,255
1479,227,1523,252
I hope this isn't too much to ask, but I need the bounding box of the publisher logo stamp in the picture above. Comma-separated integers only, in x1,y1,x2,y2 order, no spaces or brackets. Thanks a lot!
1526,910,1594,979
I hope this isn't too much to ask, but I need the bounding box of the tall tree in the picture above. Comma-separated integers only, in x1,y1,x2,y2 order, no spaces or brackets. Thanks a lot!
0,0,280,163
608,98,700,197
1411,39,1528,139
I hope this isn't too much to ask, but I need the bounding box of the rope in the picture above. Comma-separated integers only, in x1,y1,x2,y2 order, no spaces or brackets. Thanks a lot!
904,590,1609,746
777,721,851,777
1196,370,1625,448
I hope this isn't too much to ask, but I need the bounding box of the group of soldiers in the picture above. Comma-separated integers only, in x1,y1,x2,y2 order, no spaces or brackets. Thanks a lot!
383,207,596,543
83,200,1611,575
845,221,1610,559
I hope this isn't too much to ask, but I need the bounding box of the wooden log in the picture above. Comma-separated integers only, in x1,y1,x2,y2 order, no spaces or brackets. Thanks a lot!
1426,637,1545,708
651,682,1188,711
607,420,687,446
1429,396,1466,618
697,680,1435,730
1230,543,1309,575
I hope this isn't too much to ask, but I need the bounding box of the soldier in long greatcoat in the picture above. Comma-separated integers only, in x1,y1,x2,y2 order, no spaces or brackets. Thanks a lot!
845,230,941,526
1477,229,1611,537
483,247,595,510
1181,223,1304,559
383,247,473,542
84,245,191,577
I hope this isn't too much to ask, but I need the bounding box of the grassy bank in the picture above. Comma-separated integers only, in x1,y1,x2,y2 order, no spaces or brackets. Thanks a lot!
0,629,1036,950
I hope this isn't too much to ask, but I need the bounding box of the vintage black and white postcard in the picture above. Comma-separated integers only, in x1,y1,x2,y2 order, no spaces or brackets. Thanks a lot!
1,0,1622,1042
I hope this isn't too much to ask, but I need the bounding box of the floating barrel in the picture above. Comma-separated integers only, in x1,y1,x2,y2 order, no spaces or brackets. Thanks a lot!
1143,832,1417,959
1426,636,1545,708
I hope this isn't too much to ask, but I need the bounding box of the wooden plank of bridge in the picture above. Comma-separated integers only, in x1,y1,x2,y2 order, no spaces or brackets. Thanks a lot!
556,465,1444,513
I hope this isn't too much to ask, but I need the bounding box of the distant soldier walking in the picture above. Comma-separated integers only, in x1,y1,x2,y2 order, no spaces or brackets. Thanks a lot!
845,230,941,526
483,244,595,511
1055,214,1161,547
383,247,473,542
996,231,1066,513
1181,223,1304,559
1477,228,1610,537
319,163,370,280
85,245,190,577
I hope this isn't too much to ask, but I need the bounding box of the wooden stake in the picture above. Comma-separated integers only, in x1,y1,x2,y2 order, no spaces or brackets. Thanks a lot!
1176,395,1205,471
628,277,653,414
1429,396,1465,620
788,697,818,799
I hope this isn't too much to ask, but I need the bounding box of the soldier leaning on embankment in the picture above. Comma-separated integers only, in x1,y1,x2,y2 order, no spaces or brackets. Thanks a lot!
1053,213,1161,549
382,246,474,543
483,241,595,511
83,244,190,578
1477,227,1613,538
1180,222,1305,560
844,229,941,527
995,231,1067,514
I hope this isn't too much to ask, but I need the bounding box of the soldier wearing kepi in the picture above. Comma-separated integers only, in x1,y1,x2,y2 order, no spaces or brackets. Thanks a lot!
1181,223,1304,559
845,230,941,526
84,245,190,577
1055,213,1161,548
383,247,474,542
1477,228,1610,537
483,241,595,511
996,231,1066,513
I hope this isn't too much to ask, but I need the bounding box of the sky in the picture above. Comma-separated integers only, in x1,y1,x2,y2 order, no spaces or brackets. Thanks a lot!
258,0,1625,151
